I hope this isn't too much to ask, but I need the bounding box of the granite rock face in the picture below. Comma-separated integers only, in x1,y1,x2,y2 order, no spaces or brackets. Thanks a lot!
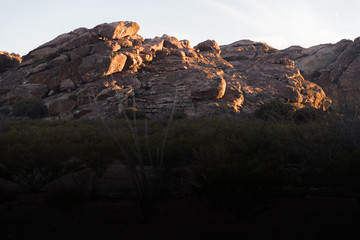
0,21,348,119
280,39,360,113
220,40,331,113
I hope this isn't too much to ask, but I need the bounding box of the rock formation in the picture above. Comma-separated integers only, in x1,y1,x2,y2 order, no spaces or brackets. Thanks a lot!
1,21,353,120
280,39,360,113
220,40,331,113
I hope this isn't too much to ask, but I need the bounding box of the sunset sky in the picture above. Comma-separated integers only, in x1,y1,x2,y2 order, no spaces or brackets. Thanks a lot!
1,0,359,55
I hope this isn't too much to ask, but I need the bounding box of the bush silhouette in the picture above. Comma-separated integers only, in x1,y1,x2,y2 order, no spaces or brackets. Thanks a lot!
293,107,325,123
13,98,48,119
172,112,188,120
255,99,295,121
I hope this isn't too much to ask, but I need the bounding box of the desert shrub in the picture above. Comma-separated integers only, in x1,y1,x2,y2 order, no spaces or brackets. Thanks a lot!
77,137,116,177
0,121,85,192
1,113,360,197
154,116,360,193
172,112,188,120
322,151,360,191
293,107,325,123
194,141,283,219
161,118,286,218
254,99,295,121
13,98,48,119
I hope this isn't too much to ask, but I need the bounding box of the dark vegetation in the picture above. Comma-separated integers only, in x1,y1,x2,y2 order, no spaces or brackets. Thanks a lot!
1,105,359,194
12,98,48,119
1,101,360,238
254,98,326,123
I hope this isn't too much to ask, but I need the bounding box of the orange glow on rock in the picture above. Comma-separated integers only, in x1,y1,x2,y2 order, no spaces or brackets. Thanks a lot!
104,80,124,90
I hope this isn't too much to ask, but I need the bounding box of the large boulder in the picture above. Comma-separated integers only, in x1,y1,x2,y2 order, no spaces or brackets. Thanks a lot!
48,98,77,116
190,75,226,100
161,34,187,49
21,44,128,86
93,21,140,40
1,84,48,106
78,52,127,82
18,22,138,86
59,79,76,92
143,38,164,51
195,40,221,53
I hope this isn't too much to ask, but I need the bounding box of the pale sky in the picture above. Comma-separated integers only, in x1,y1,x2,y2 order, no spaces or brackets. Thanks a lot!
1,0,359,55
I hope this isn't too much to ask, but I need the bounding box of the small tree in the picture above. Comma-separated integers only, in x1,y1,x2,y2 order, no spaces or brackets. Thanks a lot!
293,107,325,123
254,99,295,121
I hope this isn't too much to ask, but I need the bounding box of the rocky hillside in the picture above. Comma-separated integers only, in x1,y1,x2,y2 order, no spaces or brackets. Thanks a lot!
2,21,358,120
281,39,360,113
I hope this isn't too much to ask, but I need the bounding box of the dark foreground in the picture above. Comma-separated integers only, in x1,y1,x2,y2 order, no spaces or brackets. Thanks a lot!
1,114,360,239
1,192,359,240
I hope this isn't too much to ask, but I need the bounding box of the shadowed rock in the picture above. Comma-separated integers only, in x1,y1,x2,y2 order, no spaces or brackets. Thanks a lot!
281,38,360,112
